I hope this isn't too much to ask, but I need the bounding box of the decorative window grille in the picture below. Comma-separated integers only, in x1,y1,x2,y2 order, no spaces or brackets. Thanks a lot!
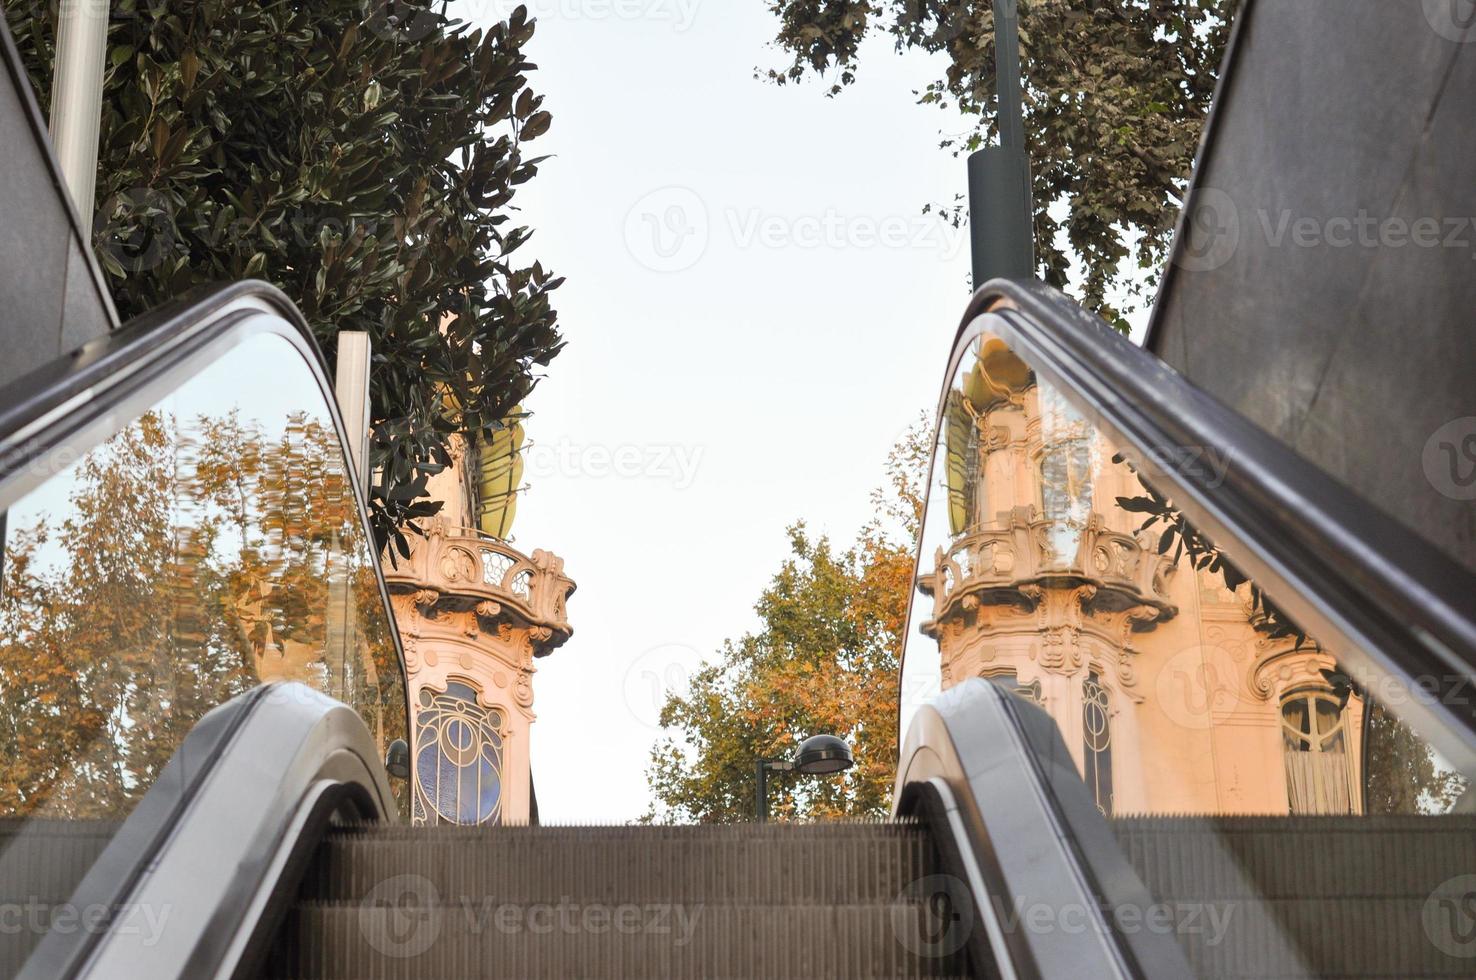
1082,671,1114,816
412,680,505,826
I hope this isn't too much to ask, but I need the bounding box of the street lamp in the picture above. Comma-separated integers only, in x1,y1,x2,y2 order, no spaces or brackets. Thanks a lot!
754,734,854,822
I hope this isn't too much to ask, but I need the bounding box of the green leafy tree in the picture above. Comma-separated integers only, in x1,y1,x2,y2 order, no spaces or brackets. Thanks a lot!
647,418,929,823
5,1,564,556
763,0,1239,326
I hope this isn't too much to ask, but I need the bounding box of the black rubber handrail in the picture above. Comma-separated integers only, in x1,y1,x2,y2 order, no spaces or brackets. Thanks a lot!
956,278,1476,768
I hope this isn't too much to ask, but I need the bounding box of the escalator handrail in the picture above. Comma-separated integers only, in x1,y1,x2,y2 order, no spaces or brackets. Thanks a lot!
19,683,398,980
954,279,1476,768
0,282,412,977
894,678,1194,980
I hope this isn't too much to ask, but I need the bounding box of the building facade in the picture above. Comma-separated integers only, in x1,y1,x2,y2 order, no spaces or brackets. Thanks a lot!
916,339,1367,817
384,434,574,825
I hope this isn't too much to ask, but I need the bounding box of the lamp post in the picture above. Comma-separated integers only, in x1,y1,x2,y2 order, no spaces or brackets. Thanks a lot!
755,734,854,823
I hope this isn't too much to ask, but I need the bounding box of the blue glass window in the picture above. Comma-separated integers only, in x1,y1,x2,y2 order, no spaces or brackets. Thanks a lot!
412,680,504,825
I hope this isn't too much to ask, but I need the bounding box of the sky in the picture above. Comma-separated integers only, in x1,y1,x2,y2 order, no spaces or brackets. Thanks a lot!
459,1,1139,822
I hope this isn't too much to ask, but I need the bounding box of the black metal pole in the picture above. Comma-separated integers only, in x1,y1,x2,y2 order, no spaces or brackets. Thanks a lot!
968,0,1035,288
755,759,768,823
995,0,1025,152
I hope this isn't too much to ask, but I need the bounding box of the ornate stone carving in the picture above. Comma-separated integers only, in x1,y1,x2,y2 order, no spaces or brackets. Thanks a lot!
1249,641,1336,702
383,524,576,656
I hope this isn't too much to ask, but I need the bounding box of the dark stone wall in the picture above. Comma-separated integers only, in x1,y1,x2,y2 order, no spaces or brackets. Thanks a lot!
0,15,115,391
1149,0,1476,574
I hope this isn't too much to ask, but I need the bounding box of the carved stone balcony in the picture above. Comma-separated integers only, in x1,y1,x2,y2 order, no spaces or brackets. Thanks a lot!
920,507,1177,636
383,517,574,654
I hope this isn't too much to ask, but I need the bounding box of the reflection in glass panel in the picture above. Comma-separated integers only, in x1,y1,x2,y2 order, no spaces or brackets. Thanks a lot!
903,330,1471,817
901,325,1476,974
0,333,407,821
412,680,504,826
1082,671,1113,816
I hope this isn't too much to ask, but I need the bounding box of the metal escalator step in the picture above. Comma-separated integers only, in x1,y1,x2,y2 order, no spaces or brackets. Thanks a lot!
0,819,121,902
264,822,971,979
1111,816,1476,978
269,902,970,979
1112,815,1476,899
301,822,936,906
0,819,123,976
1167,897,1474,979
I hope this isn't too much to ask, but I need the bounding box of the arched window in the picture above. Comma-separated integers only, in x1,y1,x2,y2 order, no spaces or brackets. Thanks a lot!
1281,689,1352,814
1082,671,1113,816
412,680,505,826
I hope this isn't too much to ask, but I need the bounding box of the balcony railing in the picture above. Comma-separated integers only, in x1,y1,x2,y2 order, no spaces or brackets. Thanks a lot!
920,507,1176,627
382,518,574,651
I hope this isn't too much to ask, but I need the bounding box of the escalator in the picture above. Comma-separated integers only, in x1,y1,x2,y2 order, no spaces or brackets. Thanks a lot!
265,823,970,978
3,277,1476,979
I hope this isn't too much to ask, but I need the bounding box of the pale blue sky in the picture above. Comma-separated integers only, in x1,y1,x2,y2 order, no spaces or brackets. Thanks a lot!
470,1,1144,821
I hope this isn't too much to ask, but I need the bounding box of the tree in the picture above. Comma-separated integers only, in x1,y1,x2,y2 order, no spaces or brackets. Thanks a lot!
646,417,929,823
762,0,1239,327
4,1,564,557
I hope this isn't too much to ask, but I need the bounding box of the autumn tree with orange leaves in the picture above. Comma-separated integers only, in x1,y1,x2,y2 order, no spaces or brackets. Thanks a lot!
646,417,930,823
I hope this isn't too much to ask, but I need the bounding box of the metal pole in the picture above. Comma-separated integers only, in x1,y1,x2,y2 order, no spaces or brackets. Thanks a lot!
967,0,1035,287
994,0,1025,151
755,760,768,823
49,0,111,229
334,332,374,493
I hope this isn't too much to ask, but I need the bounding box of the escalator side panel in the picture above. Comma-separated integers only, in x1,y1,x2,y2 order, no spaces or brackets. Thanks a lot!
21,683,397,980
894,679,1195,980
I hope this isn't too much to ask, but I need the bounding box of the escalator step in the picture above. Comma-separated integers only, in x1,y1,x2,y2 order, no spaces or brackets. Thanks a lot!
0,820,123,976
1166,897,1474,979
263,822,972,979
268,903,970,979
1111,816,1476,978
1113,815,1476,898
301,822,935,905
